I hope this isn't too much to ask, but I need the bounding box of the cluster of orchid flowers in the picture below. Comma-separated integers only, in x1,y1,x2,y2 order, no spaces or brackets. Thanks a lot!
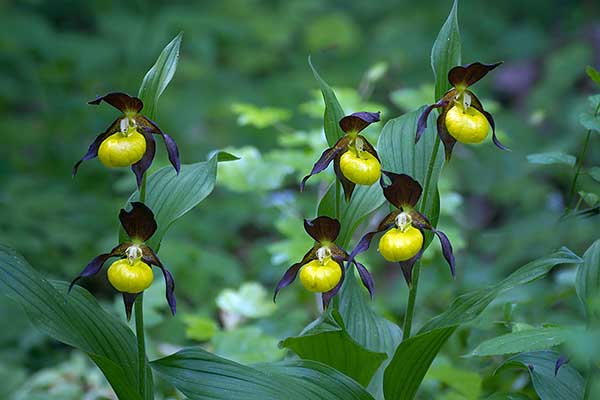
70,92,180,319
275,61,506,306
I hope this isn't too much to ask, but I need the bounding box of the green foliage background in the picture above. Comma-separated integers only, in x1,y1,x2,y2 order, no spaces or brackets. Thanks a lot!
0,0,599,398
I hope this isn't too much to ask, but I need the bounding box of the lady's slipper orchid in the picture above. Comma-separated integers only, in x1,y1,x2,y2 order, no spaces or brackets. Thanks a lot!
416,62,508,160
274,216,374,307
301,112,381,200
69,202,176,319
73,92,180,187
349,172,455,286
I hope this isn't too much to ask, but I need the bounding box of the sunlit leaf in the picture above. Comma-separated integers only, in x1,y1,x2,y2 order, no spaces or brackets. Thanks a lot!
579,111,600,133
496,351,584,400
586,65,600,86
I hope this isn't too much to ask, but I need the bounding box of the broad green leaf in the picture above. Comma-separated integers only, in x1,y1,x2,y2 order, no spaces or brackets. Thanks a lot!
469,327,574,357
138,32,182,120
527,152,576,167
151,347,374,400
383,327,456,400
377,107,444,234
382,248,581,400
431,0,461,100
280,308,387,386
0,245,150,400
421,247,582,332
586,65,600,86
308,56,346,147
496,351,584,400
579,111,600,133
578,191,599,207
128,153,220,249
576,239,600,321
338,271,402,399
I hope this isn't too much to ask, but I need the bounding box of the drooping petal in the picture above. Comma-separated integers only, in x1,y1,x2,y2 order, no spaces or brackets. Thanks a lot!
554,355,569,376
157,264,176,315
140,116,181,174
348,211,398,263
448,62,502,88
353,260,375,298
273,247,317,302
304,216,341,243
339,111,381,134
131,129,156,188
321,257,345,308
119,202,158,242
433,229,456,277
469,92,510,151
329,243,349,262
69,243,128,292
416,99,448,143
72,117,121,176
300,136,350,191
407,209,432,230
122,292,140,321
399,241,425,287
333,155,356,201
380,171,423,209
141,245,162,267
437,108,457,161
88,92,144,113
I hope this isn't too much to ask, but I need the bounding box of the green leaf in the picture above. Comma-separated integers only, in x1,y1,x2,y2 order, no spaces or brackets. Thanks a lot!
426,363,482,400
128,153,219,249
588,167,600,182
338,271,402,399
486,393,532,400
138,32,182,120
469,327,574,357
421,247,582,332
280,308,387,386
496,351,584,400
527,152,576,167
383,327,456,400
151,347,374,400
431,0,461,100
0,245,150,400
382,248,581,400
308,56,346,147
317,182,385,249
586,65,600,86
576,239,600,321
377,107,444,234
579,111,600,133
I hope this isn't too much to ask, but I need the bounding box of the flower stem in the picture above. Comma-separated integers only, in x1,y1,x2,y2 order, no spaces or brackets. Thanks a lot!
134,293,146,397
136,172,148,397
402,134,441,341
566,102,600,213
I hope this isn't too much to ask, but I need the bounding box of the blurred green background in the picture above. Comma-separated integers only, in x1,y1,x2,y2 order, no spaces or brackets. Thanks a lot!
1,0,599,398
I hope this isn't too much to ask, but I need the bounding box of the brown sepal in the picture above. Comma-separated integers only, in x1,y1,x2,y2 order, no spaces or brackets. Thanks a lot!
339,111,381,134
88,92,144,114
333,154,356,201
72,117,121,176
273,246,318,302
301,136,350,191
448,62,502,88
437,107,457,161
119,202,157,242
380,171,423,209
304,216,341,243
468,91,510,151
